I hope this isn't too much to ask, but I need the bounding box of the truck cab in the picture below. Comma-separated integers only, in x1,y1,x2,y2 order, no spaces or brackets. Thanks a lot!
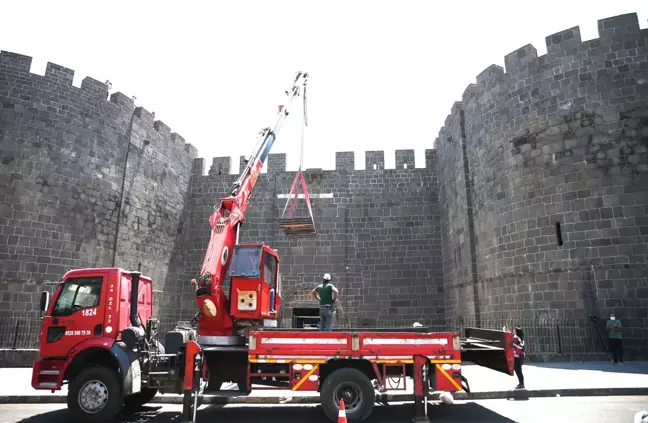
31,268,160,422
228,243,282,321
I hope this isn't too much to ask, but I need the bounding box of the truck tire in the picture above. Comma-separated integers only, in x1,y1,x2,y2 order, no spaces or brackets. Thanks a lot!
123,387,158,410
320,368,375,423
67,366,123,423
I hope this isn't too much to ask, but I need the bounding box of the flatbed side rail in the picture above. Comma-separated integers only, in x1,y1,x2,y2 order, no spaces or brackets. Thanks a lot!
248,330,458,363
255,326,440,333
461,327,514,376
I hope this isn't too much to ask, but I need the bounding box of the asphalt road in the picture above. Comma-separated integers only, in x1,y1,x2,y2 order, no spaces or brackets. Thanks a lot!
1,396,647,423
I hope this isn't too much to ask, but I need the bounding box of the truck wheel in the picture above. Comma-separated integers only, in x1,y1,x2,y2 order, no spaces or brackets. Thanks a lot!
320,368,375,423
67,366,123,423
123,387,158,410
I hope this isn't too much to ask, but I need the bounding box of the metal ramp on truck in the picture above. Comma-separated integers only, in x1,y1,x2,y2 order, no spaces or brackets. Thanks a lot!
460,327,515,377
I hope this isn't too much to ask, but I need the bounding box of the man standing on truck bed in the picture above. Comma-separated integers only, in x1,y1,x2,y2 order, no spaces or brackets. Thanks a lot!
312,273,339,331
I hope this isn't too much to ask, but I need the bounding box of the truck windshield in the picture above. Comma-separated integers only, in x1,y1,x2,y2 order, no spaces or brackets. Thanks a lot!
52,276,103,316
229,247,262,278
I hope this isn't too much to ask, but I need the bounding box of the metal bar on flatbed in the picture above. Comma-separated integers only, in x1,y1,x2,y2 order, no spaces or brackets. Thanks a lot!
201,346,248,352
256,327,438,333
461,335,506,351
461,337,499,344
462,343,503,351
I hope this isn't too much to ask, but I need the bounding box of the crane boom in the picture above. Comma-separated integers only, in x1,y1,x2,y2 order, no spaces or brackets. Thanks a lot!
194,71,309,337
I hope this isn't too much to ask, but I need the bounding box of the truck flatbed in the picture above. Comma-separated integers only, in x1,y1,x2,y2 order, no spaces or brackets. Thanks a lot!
246,326,513,377
254,326,511,353
247,329,458,371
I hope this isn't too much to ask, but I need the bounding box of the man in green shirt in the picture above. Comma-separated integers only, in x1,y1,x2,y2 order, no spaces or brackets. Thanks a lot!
311,273,339,332
606,312,623,364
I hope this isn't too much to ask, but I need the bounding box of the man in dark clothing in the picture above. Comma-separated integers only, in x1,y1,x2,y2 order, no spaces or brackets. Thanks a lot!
606,312,624,364
512,326,525,389
311,273,339,332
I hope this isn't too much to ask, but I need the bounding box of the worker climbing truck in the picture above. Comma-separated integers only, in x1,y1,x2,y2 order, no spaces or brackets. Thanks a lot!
31,72,515,423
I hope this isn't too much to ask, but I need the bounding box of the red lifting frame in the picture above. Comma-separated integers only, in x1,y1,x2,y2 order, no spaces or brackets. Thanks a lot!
278,169,316,236
284,169,315,219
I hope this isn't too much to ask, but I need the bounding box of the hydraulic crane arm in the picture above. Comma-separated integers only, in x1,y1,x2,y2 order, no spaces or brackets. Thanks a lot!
194,71,309,337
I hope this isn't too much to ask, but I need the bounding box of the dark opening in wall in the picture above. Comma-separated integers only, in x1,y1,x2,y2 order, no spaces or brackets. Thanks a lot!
292,307,319,329
555,222,564,246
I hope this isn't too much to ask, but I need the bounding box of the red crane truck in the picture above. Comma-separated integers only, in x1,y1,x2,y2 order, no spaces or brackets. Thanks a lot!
30,72,515,423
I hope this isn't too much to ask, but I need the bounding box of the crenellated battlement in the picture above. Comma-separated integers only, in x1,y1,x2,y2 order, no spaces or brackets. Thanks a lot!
395,149,415,169
44,62,74,85
194,149,439,176
154,120,171,137
109,92,135,108
545,26,581,55
129,106,195,158
431,12,646,149
475,65,504,88
0,51,32,73
597,13,642,39
1,50,112,100
134,106,155,126
80,77,110,98
209,157,232,175
365,151,385,170
502,44,537,78
0,49,197,160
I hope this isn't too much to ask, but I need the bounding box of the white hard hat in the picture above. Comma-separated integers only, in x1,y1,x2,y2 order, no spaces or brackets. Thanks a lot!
323,273,331,280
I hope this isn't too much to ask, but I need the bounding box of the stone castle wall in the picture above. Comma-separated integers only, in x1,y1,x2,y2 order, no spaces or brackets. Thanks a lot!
170,150,445,327
0,51,197,317
0,11,646,364
435,12,648,352
0,48,445,327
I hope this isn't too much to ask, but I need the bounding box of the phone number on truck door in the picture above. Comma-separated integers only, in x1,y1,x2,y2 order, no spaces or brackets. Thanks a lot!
65,330,91,336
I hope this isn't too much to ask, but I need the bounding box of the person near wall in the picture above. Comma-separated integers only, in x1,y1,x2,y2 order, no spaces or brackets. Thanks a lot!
606,312,624,364
511,326,525,389
311,273,339,332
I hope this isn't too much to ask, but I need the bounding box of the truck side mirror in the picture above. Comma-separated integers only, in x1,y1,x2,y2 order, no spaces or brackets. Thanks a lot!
39,291,50,313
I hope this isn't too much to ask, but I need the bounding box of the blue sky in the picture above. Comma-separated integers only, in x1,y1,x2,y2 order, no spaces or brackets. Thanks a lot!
1,1,646,172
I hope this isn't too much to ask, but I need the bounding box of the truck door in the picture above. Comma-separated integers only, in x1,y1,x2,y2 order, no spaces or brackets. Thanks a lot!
40,272,109,358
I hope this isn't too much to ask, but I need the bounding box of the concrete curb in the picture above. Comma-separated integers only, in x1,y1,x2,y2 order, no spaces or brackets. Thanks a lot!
459,387,648,400
1,387,648,405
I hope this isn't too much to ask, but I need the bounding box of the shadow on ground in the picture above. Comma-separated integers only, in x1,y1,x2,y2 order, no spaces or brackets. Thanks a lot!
13,403,518,423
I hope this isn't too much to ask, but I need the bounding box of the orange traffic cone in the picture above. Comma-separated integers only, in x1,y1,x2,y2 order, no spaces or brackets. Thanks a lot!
337,399,347,423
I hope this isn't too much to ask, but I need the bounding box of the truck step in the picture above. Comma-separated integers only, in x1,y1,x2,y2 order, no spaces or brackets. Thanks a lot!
203,390,250,397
